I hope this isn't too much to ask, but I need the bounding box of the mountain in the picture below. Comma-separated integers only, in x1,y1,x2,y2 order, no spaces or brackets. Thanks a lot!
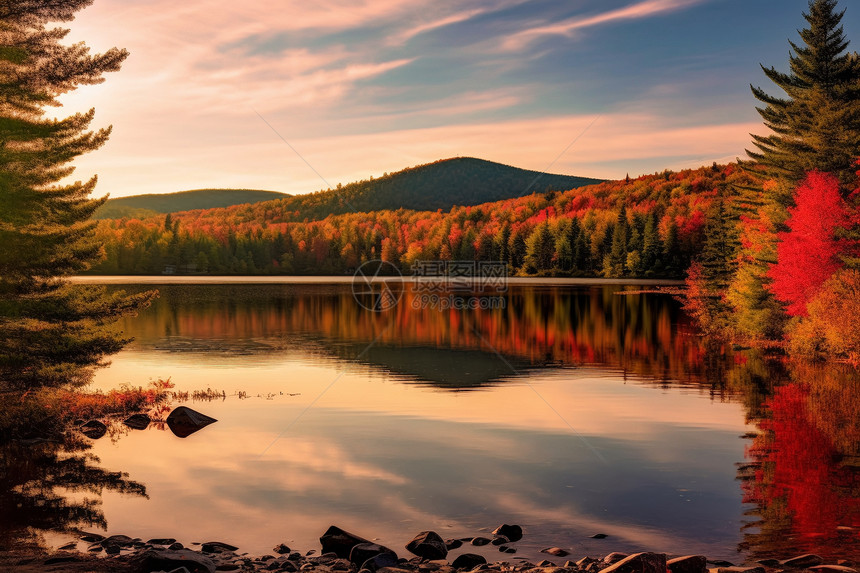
93,189,288,220
272,157,603,221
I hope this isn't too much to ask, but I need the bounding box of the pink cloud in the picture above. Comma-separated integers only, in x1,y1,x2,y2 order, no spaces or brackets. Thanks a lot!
503,0,705,50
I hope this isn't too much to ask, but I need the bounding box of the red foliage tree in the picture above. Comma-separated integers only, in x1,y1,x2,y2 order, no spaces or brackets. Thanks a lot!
769,172,848,316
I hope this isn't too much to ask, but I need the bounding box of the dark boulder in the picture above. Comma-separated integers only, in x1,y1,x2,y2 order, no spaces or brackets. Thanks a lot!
667,556,707,573
361,552,401,572
605,553,629,564
492,524,523,543
541,548,569,557
350,542,396,566
320,526,372,559
452,554,487,570
491,537,507,546
166,406,218,438
80,532,105,543
590,533,608,539
134,549,217,573
148,538,177,546
405,531,447,560
124,413,151,430
445,539,462,551
470,537,491,547
273,544,291,555
101,534,134,548
202,541,239,553
80,420,107,439
602,552,667,573
782,556,824,568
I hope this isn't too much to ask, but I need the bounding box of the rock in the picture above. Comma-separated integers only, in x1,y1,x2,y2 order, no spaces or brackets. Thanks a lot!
350,542,397,566
58,542,76,550
492,525,523,543
170,542,186,550
578,557,599,568
215,564,241,571
755,560,780,567
149,538,178,545
716,568,765,573
470,537,491,547
782,555,824,568
708,561,734,567
452,554,487,570
445,539,463,551
667,555,707,573
491,537,507,546
274,544,292,555
499,546,516,554
541,548,569,557
320,526,372,559
166,406,218,438
537,560,555,567
361,552,401,572
202,541,239,553
590,533,608,539
80,420,107,439
80,532,105,542
406,531,447,560
44,555,81,565
124,413,151,430
602,552,667,573
279,561,299,572
101,534,135,554
605,553,629,565
809,567,858,573
135,549,217,573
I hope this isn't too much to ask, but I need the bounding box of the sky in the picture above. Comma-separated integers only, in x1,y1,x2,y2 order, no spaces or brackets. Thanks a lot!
58,0,860,198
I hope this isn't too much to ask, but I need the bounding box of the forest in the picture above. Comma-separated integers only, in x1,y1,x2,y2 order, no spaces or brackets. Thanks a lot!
90,162,751,279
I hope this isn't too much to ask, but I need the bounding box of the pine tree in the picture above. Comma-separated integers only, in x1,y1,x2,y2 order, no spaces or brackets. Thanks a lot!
606,206,628,277
0,1,154,389
748,0,860,193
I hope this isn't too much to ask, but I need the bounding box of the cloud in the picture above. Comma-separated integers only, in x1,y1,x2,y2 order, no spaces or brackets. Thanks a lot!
503,0,706,50
392,8,488,45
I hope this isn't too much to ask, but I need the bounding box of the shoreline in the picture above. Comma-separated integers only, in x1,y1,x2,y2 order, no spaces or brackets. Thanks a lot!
69,275,685,286
1,526,851,573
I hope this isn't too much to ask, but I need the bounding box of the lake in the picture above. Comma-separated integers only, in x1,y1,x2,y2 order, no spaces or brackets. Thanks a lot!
25,281,860,561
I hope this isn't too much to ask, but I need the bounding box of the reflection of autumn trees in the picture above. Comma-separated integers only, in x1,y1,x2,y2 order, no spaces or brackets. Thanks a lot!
121,285,719,387
0,433,147,550
740,363,860,560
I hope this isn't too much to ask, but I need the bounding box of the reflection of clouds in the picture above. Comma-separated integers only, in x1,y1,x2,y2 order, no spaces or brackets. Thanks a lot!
92,403,744,560
263,438,409,486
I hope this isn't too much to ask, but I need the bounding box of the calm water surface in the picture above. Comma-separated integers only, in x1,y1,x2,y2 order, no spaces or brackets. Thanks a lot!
31,283,860,560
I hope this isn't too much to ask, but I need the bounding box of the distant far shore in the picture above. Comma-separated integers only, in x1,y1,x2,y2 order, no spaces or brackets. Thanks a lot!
70,275,685,286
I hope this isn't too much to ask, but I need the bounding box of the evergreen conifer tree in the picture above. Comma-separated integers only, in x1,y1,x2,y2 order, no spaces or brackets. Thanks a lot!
0,0,155,389
748,0,860,193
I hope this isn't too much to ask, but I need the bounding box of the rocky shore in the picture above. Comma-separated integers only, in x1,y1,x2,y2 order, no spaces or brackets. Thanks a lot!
1,525,855,573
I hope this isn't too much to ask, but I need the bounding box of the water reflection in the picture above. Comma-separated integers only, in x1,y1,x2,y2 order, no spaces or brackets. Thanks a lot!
0,433,147,551
739,362,860,560
3,283,858,562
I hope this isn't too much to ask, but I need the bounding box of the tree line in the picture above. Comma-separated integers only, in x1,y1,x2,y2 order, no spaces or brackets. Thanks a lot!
90,164,757,278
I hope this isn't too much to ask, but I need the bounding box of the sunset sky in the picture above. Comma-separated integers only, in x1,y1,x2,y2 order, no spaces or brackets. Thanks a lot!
60,0,859,198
